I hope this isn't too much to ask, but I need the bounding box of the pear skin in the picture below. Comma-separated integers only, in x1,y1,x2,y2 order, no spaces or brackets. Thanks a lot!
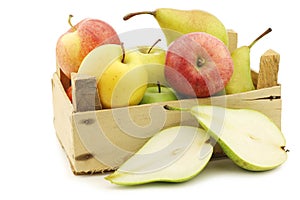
225,28,272,94
124,8,228,46
225,46,255,94
105,126,213,185
189,105,287,171
164,105,288,172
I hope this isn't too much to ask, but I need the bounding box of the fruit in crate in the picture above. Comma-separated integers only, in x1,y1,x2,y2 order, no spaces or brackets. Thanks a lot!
66,86,72,102
165,32,233,97
78,43,148,108
105,126,213,185
99,44,148,108
123,8,228,46
140,82,177,104
56,15,120,79
135,39,168,86
225,28,272,94
78,44,123,81
164,105,288,171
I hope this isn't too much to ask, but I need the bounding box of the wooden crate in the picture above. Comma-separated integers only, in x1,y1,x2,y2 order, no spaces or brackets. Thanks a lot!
52,30,281,175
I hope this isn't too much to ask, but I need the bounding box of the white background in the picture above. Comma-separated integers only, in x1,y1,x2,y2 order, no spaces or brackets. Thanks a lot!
1,0,299,199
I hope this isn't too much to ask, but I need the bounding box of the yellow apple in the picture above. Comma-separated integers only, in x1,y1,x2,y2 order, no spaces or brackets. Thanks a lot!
99,47,148,108
77,44,148,109
136,45,167,86
78,44,122,82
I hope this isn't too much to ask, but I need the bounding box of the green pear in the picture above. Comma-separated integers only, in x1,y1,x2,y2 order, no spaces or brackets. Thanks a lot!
225,28,272,94
123,8,228,46
164,105,288,171
105,126,213,185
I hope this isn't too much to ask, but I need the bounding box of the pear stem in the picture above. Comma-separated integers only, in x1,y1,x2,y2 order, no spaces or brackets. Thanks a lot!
157,81,161,93
163,105,190,112
281,146,290,153
68,14,76,31
121,42,125,63
248,28,272,49
123,11,156,21
147,39,161,54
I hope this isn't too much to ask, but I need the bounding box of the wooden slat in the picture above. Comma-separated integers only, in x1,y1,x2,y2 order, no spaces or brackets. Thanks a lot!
70,85,281,173
251,70,259,88
52,73,76,170
257,49,280,89
227,29,238,53
71,73,102,112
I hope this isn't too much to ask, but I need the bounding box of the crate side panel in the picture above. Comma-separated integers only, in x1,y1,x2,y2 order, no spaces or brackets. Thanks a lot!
57,85,281,174
52,73,76,168
71,107,161,173
223,86,281,128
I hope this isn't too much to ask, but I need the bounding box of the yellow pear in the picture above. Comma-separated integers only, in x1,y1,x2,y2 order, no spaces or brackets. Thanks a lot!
124,8,228,46
225,28,272,94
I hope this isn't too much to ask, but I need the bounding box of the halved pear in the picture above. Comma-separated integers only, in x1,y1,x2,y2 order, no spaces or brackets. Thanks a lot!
105,126,213,185
77,44,122,81
189,105,287,171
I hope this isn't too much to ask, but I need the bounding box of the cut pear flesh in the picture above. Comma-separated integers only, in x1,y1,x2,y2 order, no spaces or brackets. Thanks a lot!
77,44,122,81
190,105,287,171
105,126,213,185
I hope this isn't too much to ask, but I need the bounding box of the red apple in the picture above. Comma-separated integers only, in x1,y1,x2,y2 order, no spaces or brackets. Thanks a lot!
66,86,72,103
165,32,233,97
56,15,120,79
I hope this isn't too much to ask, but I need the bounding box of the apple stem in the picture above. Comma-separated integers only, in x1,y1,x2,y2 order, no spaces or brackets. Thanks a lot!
121,42,125,63
157,81,161,93
163,105,190,112
68,14,76,31
123,11,156,21
197,57,206,68
148,39,162,54
248,28,272,49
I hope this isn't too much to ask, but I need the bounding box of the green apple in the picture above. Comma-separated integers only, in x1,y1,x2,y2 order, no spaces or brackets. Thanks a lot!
164,105,288,171
140,82,177,104
105,126,213,185
135,39,167,86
